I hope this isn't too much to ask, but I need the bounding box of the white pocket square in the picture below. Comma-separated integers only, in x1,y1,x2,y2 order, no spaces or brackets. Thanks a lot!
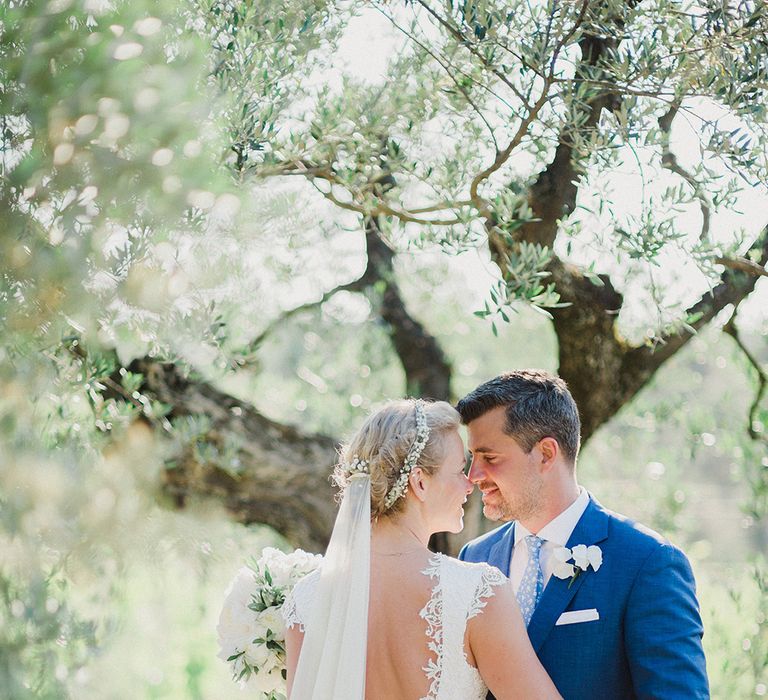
555,608,600,626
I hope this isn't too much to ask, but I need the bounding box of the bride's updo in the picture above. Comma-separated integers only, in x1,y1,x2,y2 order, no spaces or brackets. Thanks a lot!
334,399,461,518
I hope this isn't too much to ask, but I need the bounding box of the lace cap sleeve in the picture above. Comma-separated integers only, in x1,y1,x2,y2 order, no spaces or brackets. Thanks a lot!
467,563,508,620
282,569,320,632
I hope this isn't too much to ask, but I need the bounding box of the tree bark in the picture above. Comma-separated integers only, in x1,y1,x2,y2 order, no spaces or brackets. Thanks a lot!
364,216,452,400
129,358,339,551
124,231,767,553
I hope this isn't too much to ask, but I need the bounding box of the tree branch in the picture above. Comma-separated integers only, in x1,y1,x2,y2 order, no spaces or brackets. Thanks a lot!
260,159,470,225
605,225,768,434
364,215,452,399
715,255,768,278
516,30,627,247
469,88,552,205
242,274,373,362
543,224,768,441
464,0,591,207
100,205,455,551
475,0,768,441
659,104,711,241
380,10,501,151
724,311,768,444
126,358,340,551
241,191,453,402
647,225,768,363
413,0,531,106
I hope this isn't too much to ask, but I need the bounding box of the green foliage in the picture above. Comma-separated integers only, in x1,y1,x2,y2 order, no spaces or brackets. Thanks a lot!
701,563,768,697
0,1,241,695
218,0,768,325
0,569,97,699
0,0,767,696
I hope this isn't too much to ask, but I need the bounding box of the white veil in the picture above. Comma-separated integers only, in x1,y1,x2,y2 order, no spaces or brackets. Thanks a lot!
289,473,371,700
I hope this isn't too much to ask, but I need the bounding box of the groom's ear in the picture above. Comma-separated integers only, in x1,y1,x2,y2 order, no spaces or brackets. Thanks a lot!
537,437,560,472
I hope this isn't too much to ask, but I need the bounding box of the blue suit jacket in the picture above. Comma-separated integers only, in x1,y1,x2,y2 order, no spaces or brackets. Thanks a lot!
459,495,709,699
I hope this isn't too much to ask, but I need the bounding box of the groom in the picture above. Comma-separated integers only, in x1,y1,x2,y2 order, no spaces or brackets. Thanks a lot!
457,370,709,699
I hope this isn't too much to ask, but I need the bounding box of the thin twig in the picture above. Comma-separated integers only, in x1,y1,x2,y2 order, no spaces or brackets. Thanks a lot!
243,277,370,359
658,103,711,241
381,10,501,151
724,311,768,444
465,0,589,205
268,160,469,225
414,0,531,106
548,0,590,75
468,88,551,204
715,256,768,278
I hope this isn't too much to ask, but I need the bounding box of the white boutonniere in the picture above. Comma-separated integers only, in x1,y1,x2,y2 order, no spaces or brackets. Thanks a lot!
552,544,603,588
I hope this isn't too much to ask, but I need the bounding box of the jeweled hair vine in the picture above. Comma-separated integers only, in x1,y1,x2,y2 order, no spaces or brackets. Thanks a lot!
339,400,432,509
382,400,430,509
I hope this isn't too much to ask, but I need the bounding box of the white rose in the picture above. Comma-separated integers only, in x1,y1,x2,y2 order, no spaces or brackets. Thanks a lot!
259,607,285,637
570,544,590,571
245,665,285,695
552,559,575,579
217,568,260,660
257,547,282,574
587,545,603,571
290,549,323,576
243,640,269,668
216,616,259,661
258,548,295,589
551,546,575,580
222,567,256,609
270,565,295,590
287,553,323,595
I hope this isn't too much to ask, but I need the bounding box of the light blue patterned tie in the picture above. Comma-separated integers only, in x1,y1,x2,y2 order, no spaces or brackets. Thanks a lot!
516,535,545,626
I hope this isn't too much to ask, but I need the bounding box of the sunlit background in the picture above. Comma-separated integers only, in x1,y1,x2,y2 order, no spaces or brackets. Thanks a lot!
1,0,767,697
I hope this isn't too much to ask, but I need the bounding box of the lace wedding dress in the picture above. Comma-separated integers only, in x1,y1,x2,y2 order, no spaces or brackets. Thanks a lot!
283,552,508,700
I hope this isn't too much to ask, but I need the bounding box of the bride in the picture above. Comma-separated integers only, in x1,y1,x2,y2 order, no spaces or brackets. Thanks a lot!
282,399,561,700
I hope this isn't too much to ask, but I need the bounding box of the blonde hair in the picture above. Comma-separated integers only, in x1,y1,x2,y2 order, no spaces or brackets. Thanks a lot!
334,399,461,518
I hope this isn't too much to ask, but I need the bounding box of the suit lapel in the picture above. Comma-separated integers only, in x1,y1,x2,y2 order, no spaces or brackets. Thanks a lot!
527,496,610,653
487,522,515,576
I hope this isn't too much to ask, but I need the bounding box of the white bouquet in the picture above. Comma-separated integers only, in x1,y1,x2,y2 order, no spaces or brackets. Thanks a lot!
217,547,323,698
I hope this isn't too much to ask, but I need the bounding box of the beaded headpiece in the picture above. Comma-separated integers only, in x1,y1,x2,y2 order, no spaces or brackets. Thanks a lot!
384,400,430,508
340,401,431,509
342,455,369,478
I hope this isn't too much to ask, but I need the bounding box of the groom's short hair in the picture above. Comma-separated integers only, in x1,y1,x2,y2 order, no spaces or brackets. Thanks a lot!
456,369,581,465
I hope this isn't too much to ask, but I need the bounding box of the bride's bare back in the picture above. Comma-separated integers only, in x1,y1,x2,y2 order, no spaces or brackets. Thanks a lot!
365,551,437,699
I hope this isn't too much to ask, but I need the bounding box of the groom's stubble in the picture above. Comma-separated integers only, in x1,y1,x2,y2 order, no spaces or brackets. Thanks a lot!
481,465,545,524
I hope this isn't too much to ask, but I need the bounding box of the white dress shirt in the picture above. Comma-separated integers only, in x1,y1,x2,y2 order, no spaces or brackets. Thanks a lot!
509,488,590,594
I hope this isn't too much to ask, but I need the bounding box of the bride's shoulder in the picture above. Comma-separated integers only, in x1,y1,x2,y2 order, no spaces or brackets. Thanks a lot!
282,568,321,630
435,553,508,587
433,555,509,620
293,566,321,593
439,553,505,576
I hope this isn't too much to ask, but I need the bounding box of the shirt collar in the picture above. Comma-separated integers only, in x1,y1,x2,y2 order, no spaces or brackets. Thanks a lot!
514,487,590,547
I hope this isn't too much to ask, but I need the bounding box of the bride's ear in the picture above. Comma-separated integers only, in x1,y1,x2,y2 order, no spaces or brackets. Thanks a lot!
409,467,430,503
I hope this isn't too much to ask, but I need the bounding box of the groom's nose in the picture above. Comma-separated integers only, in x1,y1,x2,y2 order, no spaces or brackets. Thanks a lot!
467,458,484,484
